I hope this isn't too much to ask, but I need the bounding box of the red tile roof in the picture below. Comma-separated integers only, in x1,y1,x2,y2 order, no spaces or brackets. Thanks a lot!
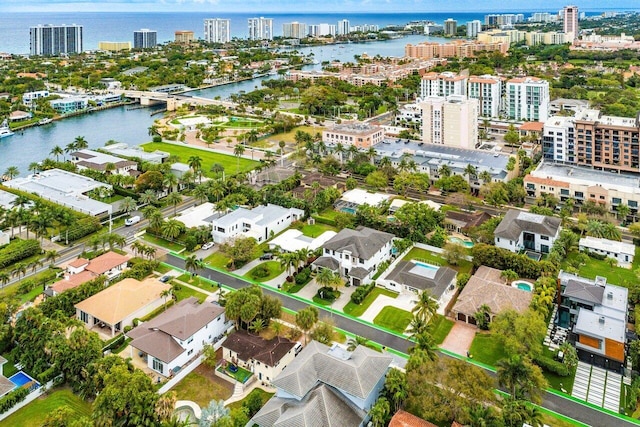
389,410,437,427
85,251,128,275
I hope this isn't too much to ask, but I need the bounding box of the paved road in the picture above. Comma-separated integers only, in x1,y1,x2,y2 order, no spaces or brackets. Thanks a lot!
164,253,635,427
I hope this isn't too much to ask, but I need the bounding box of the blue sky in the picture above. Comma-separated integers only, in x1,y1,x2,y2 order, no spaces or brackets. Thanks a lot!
1,0,638,13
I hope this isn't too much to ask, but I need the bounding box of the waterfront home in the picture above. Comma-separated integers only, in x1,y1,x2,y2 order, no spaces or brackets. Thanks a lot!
101,142,169,164
127,297,230,377
312,226,395,286
75,277,171,337
222,330,296,385
70,149,139,176
50,96,88,114
250,340,393,427
494,209,561,254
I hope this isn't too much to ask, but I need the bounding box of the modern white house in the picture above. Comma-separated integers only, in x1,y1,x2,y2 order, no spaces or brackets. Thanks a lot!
312,226,395,286
494,209,561,254
250,341,393,427
127,297,230,377
210,204,304,244
578,236,635,267
70,149,139,176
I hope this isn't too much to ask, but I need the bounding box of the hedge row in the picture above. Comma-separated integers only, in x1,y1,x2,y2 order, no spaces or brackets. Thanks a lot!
311,214,337,227
0,387,29,414
471,243,558,280
295,267,311,285
37,366,59,384
63,217,102,242
351,283,375,304
0,239,41,269
533,355,569,377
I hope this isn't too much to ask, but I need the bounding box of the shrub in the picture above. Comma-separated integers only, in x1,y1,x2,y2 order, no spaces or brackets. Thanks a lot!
38,366,59,384
0,387,29,413
64,216,102,242
351,283,375,304
533,355,569,377
471,243,558,279
311,214,337,227
316,286,339,301
0,239,41,269
251,264,271,279
294,267,311,285
152,135,162,142
457,273,471,289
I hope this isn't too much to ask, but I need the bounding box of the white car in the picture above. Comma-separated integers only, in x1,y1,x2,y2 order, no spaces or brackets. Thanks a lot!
202,242,214,250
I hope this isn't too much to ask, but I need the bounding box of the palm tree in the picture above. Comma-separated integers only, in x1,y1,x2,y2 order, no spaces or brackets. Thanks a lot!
184,254,204,279
464,164,477,182
500,269,519,284
44,249,59,264
3,166,19,180
120,197,137,215
315,267,340,291
406,314,429,338
138,190,157,206
187,155,203,183
210,163,225,180
143,245,157,260
368,398,390,427
193,185,209,204
49,145,64,162
410,330,437,360
160,288,172,309
234,144,246,174
411,290,439,322
479,170,492,184
618,204,631,222
438,164,451,178
73,136,88,150
162,173,178,193
131,241,145,257
161,219,184,240
334,143,345,165
165,192,182,216
278,141,286,167
347,335,368,351
367,146,377,164
0,272,9,288
279,252,298,277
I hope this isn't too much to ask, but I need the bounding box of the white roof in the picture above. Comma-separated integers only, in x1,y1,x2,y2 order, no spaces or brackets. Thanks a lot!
73,149,131,166
574,309,625,343
579,236,635,257
174,202,215,229
101,143,168,164
269,229,337,252
213,204,303,228
0,189,17,210
340,189,392,206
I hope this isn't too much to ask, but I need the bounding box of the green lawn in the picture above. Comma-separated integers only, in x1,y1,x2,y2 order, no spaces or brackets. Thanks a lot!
172,367,233,408
315,208,340,220
227,388,274,411
300,223,337,238
562,249,640,286
203,252,231,270
141,142,260,177
244,261,285,282
218,364,253,383
430,315,455,345
343,287,398,317
0,388,92,427
266,125,324,144
172,283,208,303
468,333,508,366
402,247,473,275
142,233,185,252
373,306,413,333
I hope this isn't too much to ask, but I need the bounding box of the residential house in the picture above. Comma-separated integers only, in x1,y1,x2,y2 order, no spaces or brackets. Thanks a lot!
452,266,533,325
70,149,138,176
313,226,395,286
249,340,393,427
389,410,438,427
558,271,628,371
578,236,635,267
494,209,561,254
222,330,296,385
127,297,230,377
46,251,128,296
382,261,456,314
101,142,169,164
444,210,491,234
75,277,171,337
210,204,304,244
335,189,393,214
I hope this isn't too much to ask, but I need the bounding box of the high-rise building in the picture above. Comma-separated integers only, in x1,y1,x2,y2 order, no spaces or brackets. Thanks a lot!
337,19,350,36
204,19,231,44
174,30,194,44
542,116,576,163
282,22,308,39
98,41,131,52
506,77,550,122
466,20,482,38
420,95,479,150
468,75,503,118
248,17,273,41
444,19,457,36
30,24,83,56
563,5,579,39
420,72,467,99
308,24,336,37
133,29,157,49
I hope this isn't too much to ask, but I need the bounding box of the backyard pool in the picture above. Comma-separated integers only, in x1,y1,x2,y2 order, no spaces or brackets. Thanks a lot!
9,371,40,390
512,280,533,292
448,236,474,248
413,260,439,270
340,207,356,214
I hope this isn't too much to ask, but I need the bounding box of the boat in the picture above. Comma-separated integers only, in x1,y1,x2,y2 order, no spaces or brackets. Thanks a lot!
38,118,53,126
0,120,13,139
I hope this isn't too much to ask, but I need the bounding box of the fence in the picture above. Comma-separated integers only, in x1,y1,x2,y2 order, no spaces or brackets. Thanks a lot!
0,378,56,422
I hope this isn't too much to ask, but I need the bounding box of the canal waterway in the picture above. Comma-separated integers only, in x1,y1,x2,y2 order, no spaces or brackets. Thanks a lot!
1,34,442,176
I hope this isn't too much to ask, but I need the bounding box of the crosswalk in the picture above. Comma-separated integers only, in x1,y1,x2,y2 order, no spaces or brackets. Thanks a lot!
572,361,622,412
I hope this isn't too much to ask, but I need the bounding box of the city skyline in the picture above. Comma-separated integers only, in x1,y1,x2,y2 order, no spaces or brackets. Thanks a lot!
1,0,638,13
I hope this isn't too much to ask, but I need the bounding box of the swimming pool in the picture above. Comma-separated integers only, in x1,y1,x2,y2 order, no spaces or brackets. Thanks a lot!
340,207,356,214
448,236,474,248
9,371,39,389
512,280,533,292
413,260,439,270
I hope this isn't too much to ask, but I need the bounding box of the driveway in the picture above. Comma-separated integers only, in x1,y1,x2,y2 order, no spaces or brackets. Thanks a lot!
573,362,622,412
360,292,415,325
440,322,476,357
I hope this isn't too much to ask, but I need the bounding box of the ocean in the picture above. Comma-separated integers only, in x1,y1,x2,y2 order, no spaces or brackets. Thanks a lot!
0,11,606,55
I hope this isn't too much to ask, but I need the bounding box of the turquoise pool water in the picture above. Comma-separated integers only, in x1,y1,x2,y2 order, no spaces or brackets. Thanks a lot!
413,261,439,270
9,371,39,389
448,236,474,247
340,207,356,214
512,280,533,292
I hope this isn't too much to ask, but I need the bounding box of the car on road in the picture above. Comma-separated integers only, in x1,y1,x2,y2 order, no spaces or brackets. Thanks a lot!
259,253,273,260
159,275,171,283
125,215,141,226
202,242,214,250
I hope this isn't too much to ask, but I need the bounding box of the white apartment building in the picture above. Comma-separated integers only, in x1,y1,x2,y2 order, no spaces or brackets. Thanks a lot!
467,20,482,38
468,75,502,118
420,72,467,98
494,209,561,254
563,5,579,40
506,77,549,122
204,18,231,44
420,95,479,150
542,116,575,163
282,22,307,39
30,24,83,56
22,90,50,106
308,23,336,37
322,122,384,149
211,204,304,243
133,29,157,49
337,19,350,35
525,31,570,45
444,19,457,36
248,17,273,40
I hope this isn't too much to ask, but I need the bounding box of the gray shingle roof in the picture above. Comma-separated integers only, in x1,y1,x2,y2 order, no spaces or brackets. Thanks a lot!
250,384,367,427
563,279,605,305
386,261,457,299
322,226,394,260
311,256,340,271
349,266,370,279
494,209,561,240
224,330,295,367
273,341,392,400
